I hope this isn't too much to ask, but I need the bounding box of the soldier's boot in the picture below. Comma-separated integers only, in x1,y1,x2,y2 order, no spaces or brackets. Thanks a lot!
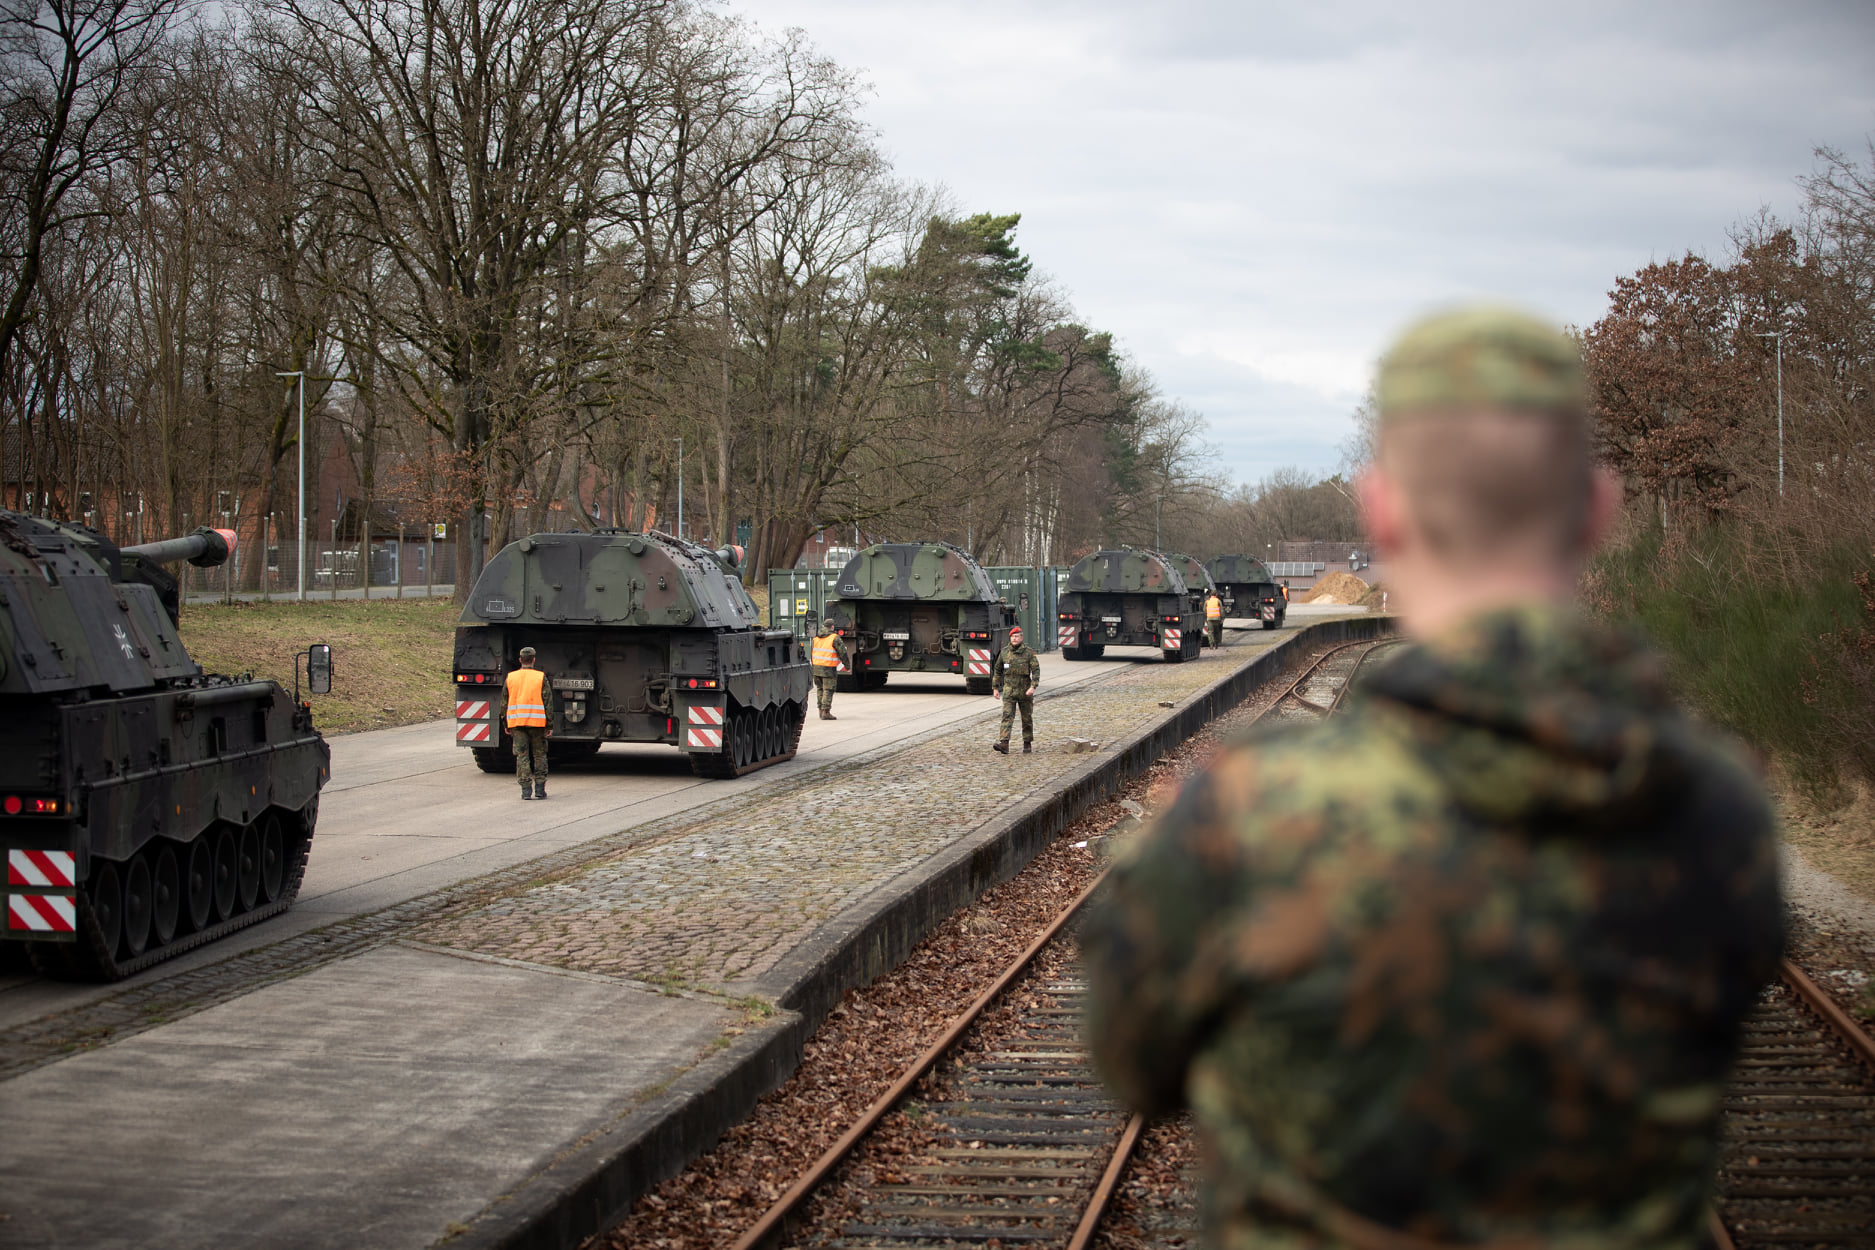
534,782,547,799
520,781,534,800
992,740,1009,755
1022,740,1033,754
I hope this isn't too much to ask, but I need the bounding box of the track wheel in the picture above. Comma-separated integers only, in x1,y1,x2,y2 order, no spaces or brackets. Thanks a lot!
758,706,776,759
259,813,286,904
122,854,153,957
212,827,239,921
237,822,262,913
88,860,124,960
737,710,756,769
184,836,214,931
151,846,181,947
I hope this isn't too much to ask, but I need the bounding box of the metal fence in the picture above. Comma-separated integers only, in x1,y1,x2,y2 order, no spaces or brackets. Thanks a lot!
179,537,462,602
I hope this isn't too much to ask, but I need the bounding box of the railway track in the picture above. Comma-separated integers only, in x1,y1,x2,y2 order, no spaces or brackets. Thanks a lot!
730,639,1392,1250
1716,964,1875,1249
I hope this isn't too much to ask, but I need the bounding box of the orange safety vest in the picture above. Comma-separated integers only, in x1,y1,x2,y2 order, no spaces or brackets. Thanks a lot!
504,667,548,728
1205,595,1222,620
811,632,841,669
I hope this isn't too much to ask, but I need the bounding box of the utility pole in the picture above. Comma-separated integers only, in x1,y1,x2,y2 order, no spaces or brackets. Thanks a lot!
277,370,307,598
672,436,683,541
1757,331,1785,497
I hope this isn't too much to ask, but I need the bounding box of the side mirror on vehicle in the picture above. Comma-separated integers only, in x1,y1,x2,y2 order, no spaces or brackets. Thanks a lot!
306,643,334,695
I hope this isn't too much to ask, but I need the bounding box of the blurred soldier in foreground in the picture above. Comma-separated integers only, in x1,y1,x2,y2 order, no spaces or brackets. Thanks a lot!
810,617,850,720
991,624,1040,754
1085,306,1783,1250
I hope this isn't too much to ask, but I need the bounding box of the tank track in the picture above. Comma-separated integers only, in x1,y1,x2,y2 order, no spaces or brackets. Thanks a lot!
689,699,806,779
25,800,318,982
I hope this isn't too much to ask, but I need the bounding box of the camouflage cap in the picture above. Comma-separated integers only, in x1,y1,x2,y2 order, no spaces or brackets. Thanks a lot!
1377,305,1585,421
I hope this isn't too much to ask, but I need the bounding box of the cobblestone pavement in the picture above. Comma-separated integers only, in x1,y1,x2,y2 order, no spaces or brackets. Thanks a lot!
0,632,1296,1079
414,637,1287,990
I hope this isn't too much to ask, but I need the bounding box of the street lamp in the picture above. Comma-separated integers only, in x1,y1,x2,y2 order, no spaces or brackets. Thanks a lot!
1756,332,1785,497
672,436,683,541
276,370,306,598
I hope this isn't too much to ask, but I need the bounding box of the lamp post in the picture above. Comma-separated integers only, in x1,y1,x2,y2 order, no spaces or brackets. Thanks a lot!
276,370,306,598
672,436,683,541
1756,332,1785,497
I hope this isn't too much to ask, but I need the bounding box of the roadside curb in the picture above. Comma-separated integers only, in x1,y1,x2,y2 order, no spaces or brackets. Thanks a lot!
462,615,1394,1250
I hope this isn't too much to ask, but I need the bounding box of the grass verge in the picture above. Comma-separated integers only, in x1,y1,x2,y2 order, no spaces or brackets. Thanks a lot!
1586,522,1875,904
178,597,459,735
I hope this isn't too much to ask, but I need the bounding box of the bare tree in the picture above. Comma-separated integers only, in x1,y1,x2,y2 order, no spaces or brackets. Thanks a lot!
0,0,182,378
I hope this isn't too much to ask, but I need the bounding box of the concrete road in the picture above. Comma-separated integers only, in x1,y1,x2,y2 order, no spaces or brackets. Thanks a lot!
0,624,1334,1029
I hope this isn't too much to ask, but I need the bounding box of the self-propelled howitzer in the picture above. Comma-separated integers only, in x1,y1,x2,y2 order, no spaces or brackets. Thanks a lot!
452,530,811,778
0,511,330,980
1055,548,1203,662
823,542,1016,695
1205,554,1288,628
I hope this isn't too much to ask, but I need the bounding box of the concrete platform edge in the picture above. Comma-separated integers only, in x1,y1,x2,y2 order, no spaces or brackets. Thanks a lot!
450,1006,806,1250
466,615,1393,1250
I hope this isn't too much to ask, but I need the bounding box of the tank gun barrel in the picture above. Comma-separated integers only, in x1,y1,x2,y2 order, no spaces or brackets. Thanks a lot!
121,527,236,569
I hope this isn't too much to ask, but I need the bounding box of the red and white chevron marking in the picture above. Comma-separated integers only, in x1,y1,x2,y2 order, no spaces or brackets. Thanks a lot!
1164,628,1182,651
967,647,991,675
686,726,723,750
8,891,76,933
8,849,75,888
455,720,492,743
686,705,725,726
455,698,490,720
1058,625,1078,649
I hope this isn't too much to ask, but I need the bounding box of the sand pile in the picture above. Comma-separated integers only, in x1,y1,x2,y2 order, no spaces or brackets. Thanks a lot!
1302,571,1370,605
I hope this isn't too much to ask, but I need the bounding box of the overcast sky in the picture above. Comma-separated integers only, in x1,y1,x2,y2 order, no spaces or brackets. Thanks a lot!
734,0,1875,488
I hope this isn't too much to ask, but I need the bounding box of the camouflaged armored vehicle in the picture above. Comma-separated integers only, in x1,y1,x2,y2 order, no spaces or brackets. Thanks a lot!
1160,551,1221,646
453,530,810,779
822,542,1016,695
1056,548,1203,662
1205,554,1288,628
0,510,331,980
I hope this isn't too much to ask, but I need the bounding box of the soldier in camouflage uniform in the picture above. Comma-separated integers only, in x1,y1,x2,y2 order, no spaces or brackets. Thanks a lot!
990,624,1040,754
1084,306,1783,1250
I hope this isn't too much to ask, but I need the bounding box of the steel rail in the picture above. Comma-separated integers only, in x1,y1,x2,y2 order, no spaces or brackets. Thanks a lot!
1780,957,1875,1072
1066,1111,1147,1250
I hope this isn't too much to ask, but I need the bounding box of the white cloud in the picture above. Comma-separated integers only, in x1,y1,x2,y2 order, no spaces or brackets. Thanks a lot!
737,0,1875,484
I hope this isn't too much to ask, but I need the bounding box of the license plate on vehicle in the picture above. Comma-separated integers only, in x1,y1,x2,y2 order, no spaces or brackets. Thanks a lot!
883,631,910,641
553,677,596,690
1100,616,1122,623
